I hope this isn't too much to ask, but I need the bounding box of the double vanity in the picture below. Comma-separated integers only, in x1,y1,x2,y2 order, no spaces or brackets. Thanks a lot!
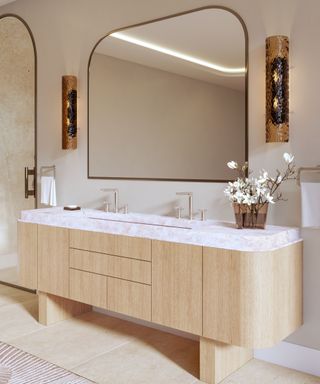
18,208,302,384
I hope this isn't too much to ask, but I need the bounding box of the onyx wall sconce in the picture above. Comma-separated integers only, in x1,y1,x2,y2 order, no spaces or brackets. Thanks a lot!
266,35,289,143
62,75,77,149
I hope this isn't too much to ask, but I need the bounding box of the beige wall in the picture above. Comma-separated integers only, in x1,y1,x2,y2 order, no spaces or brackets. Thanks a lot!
1,0,319,350
0,16,34,261
89,53,245,180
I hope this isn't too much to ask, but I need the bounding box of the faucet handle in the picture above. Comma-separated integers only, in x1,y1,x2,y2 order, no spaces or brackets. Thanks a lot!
119,204,128,214
175,206,184,219
198,209,207,221
103,201,112,213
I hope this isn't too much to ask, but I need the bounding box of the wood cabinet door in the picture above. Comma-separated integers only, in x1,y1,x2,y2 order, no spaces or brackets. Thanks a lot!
152,240,202,335
107,277,151,321
18,222,38,290
70,229,151,261
38,224,69,297
69,269,107,308
203,243,303,348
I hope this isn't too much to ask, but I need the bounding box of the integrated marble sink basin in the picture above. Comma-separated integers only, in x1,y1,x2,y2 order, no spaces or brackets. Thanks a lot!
85,211,197,230
87,216,192,230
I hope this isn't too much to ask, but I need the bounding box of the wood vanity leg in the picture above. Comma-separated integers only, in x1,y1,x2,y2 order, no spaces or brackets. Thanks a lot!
38,292,92,325
200,337,253,384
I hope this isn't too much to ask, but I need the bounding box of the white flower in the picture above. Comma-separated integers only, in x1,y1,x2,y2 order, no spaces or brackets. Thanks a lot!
265,193,275,204
242,195,252,205
283,153,294,164
256,170,268,184
235,191,244,203
227,161,238,170
277,175,282,183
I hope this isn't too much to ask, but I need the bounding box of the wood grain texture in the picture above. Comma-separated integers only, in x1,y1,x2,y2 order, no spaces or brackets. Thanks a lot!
17,222,38,290
152,240,202,335
200,337,252,384
107,277,151,321
38,291,91,326
37,225,69,297
70,248,151,284
69,269,107,308
203,241,303,348
70,229,151,261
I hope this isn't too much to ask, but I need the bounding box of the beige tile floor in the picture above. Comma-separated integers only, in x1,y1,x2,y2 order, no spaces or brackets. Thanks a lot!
0,283,319,384
0,266,18,285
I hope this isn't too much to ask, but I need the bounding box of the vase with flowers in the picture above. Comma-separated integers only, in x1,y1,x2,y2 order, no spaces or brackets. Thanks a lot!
224,153,296,229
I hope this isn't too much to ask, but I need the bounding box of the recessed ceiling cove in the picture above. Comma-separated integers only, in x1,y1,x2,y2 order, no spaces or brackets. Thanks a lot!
0,0,16,6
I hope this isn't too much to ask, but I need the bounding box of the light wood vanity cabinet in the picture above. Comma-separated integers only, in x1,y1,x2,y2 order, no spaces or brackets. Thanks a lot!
17,222,38,290
69,248,151,284
152,240,203,335
69,229,151,261
38,225,70,298
203,242,303,349
69,269,107,308
68,229,152,321
18,221,303,384
108,277,151,321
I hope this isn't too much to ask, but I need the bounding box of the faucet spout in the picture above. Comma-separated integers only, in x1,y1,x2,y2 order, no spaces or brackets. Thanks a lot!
176,192,193,220
101,188,119,213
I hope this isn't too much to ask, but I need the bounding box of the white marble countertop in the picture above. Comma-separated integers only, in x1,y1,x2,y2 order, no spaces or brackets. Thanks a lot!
19,207,302,252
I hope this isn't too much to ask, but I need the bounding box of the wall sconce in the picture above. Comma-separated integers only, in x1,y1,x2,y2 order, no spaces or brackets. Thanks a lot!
266,35,289,142
62,75,77,149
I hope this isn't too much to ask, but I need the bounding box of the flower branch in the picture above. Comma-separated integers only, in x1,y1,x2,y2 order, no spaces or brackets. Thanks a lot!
224,153,296,208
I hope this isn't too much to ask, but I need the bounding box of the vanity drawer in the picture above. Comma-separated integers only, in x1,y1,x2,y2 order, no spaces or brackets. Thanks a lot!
107,277,151,321
69,269,107,308
70,249,151,284
70,229,151,261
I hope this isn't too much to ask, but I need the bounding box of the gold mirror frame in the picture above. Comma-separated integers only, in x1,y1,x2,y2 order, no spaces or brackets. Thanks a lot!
87,6,248,182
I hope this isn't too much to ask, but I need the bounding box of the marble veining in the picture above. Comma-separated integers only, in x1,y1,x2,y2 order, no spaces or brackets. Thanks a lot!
20,208,301,252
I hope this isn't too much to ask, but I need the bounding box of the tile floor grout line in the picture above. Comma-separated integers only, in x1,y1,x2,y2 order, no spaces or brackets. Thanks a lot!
5,324,47,344
5,301,108,342
0,296,37,309
68,339,132,371
3,301,47,342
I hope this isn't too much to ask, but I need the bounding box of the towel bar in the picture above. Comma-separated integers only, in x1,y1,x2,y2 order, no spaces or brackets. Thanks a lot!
24,167,36,198
40,165,56,178
297,166,320,186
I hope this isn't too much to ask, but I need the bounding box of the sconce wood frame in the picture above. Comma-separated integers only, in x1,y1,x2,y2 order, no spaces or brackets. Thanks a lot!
62,75,77,149
266,35,289,143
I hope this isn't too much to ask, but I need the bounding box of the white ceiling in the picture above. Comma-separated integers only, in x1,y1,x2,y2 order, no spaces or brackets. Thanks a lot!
95,9,246,91
0,0,16,6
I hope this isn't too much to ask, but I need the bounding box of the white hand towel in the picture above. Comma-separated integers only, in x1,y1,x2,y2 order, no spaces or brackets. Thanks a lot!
41,176,57,207
301,182,320,228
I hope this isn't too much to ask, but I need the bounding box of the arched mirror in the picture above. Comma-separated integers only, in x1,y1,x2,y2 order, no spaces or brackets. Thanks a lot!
88,7,247,182
0,15,36,286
